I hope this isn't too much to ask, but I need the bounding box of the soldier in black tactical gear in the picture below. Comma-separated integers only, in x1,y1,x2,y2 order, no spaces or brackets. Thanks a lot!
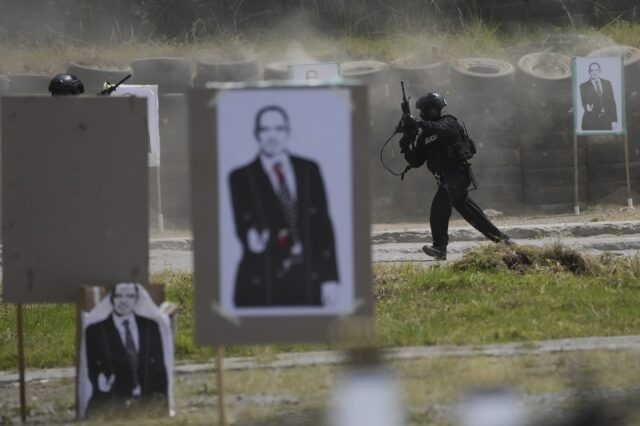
399,92,512,260
48,73,84,96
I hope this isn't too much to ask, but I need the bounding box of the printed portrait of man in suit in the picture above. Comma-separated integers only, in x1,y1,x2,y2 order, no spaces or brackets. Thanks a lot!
83,282,168,416
228,105,340,308
580,62,618,131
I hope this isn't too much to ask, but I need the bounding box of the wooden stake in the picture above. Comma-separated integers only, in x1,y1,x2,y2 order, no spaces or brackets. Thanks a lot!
17,303,27,423
216,346,228,426
623,133,634,208
573,132,580,215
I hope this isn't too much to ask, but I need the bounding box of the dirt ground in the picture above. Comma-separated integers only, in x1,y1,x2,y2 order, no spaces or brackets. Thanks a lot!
2,348,640,425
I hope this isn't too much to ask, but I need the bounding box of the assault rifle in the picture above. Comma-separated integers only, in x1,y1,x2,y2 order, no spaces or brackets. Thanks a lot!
97,74,132,96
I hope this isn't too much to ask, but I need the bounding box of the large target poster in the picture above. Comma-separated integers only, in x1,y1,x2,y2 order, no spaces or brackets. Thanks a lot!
190,83,372,346
573,56,626,136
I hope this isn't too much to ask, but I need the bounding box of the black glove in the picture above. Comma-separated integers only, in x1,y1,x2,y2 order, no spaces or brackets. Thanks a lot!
395,114,418,133
398,132,414,154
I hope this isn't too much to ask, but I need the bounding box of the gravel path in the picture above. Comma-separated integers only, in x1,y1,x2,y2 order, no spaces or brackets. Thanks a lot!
2,334,639,384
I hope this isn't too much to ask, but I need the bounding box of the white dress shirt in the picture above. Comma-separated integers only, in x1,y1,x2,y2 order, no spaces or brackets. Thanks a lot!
112,314,139,352
259,152,297,200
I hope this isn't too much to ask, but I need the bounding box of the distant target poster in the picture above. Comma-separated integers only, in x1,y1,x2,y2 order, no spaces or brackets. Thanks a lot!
288,63,341,82
572,56,626,136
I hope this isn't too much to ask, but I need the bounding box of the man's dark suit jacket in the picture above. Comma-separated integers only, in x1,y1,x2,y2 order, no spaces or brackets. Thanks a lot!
580,78,617,130
229,154,338,307
85,314,167,413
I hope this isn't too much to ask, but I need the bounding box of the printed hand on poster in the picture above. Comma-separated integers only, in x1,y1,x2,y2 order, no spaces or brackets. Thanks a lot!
78,283,174,419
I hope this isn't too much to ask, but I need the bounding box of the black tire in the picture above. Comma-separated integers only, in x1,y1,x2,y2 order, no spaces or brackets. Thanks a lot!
523,166,587,186
7,74,50,94
341,60,390,104
129,57,193,93
159,181,191,227
586,138,640,166
159,94,188,131
450,58,515,95
588,180,637,202
448,96,518,133
0,75,9,94
472,148,520,168
520,130,574,151
516,52,572,95
524,185,587,205
390,55,449,91
159,95,190,226
67,61,133,93
473,134,521,151
516,105,573,133
340,60,388,82
513,84,573,112
587,162,640,182
263,60,310,80
473,166,522,183
471,184,523,205
521,148,586,169
628,90,640,113
159,94,188,165
195,57,260,85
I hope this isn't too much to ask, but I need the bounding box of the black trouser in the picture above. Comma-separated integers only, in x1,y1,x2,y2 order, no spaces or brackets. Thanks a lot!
430,167,509,248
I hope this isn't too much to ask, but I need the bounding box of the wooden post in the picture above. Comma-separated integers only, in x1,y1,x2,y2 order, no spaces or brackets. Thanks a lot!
573,133,580,215
623,133,634,208
156,166,165,233
17,303,27,423
216,346,228,426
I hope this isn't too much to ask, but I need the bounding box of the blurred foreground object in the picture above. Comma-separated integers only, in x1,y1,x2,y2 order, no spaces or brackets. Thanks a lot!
458,388,527,426
329,348,404,426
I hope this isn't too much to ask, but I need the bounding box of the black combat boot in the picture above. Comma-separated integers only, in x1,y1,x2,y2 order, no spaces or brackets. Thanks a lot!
422,245,447,260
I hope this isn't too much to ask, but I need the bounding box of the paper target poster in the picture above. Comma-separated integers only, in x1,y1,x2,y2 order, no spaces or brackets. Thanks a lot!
190,83,372,345
573,56,626,136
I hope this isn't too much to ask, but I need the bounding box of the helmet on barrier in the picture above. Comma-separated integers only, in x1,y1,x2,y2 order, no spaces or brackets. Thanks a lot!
48,74,84,96
416,92,447,120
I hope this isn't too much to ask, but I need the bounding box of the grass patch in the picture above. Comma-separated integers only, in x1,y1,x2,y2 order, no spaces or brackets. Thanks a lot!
2,243,640,369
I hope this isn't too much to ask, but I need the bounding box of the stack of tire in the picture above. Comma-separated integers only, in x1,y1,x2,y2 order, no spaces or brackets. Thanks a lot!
66,62,132,94
194,57,260,88
338,60,398,221
5,74,50,95
448,57,522,210
516,52,585,209
0,75,9,95
129,57,194,229
263,60,310,80
584,45,640,203
378,55,450,221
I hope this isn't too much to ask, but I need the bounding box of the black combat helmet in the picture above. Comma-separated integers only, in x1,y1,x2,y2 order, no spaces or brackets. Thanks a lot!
48,73,84,96
416,92,447,120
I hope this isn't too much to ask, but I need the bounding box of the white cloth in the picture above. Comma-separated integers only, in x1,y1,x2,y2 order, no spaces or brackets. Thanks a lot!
259,152,297,200
112,314,139,352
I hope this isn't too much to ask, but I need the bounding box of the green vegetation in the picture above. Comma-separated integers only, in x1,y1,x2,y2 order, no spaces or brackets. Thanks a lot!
0,21,638,74
2,243,640,370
